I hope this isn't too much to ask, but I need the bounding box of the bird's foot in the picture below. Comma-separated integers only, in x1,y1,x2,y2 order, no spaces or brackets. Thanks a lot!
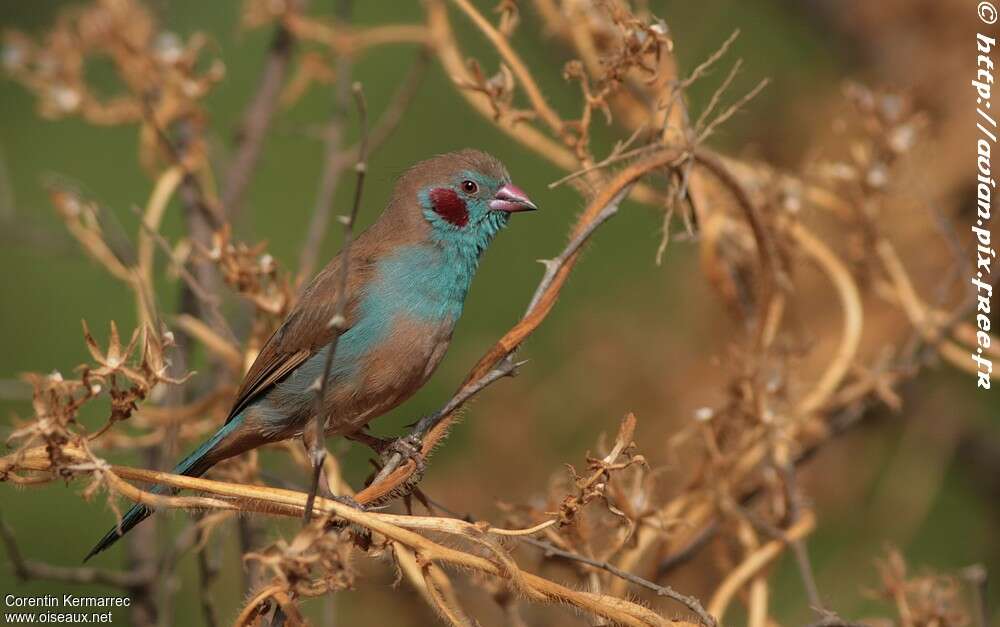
345,430,427,507
354,434,426,508
379,433,426,479
347,430,426,479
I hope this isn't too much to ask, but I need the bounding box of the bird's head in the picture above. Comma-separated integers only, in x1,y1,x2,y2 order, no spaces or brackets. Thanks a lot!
396,149,536,253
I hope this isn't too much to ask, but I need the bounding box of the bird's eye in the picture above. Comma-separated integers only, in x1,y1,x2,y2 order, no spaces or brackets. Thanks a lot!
460,180,478,194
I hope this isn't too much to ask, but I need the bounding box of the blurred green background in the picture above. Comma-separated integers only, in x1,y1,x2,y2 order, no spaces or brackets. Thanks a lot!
0,1,995,626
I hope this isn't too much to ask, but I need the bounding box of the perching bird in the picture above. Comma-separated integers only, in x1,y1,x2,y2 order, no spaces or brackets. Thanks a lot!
85,149,536,560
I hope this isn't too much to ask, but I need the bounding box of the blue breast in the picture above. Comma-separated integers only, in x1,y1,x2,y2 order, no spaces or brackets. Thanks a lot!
257,243,479,423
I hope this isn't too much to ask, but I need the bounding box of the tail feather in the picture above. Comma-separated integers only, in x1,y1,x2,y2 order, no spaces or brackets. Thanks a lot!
83,417,242,562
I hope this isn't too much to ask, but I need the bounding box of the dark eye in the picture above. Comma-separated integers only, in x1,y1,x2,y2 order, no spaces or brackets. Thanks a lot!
460,180,478,194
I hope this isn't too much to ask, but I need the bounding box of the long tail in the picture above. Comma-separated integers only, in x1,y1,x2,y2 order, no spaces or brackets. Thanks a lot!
83,417,242,562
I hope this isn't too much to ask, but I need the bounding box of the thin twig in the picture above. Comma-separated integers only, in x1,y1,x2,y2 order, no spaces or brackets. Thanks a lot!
778,460,825,614
222,26,295,220
526,181,636,314
194,513,220,627
521,535,716,627
365,48,431,155
296,48,428,284
698,78,771,144
694,59,743,133
655,520,719,578
129,204,239,347
679,30,741,91
369,356,526,487
297,24,358,285
304,82,369,524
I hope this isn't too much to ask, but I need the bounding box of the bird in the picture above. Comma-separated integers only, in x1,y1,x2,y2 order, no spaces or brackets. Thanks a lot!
85,149,537,560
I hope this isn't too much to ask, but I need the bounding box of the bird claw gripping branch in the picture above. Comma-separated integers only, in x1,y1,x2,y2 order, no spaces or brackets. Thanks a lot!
378,433,426,481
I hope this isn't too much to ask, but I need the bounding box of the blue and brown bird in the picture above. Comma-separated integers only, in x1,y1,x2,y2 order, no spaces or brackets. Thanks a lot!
85,149,537,560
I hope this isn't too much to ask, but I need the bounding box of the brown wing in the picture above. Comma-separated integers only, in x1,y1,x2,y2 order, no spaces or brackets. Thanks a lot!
225,254,371,424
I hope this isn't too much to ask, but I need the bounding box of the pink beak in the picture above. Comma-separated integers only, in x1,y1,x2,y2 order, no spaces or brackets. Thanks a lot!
489,183,538,213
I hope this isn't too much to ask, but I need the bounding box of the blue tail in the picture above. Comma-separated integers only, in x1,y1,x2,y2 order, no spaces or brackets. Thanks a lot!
83,417,241,561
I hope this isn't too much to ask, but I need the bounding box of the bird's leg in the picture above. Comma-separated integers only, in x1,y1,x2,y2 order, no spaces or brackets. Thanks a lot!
381,433,426,477
347,430,426,479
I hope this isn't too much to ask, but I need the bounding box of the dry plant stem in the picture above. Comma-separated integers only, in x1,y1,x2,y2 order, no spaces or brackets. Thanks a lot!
172,314,242,370
364,49,430,153
15,449,693,627
136,166,184,299
285,17,429,53
680,30,742,97
297,25,357,284
297,46,428,283
142,105,223,231
656,521,719,578
548,142,661,190
132,123,211,627
304,82,369,524
194,514,220,627
650,217,862,603
421,559,475,627
697,78,771,144
522,536,715,627
369,355,524,486
667,328,957,588
778,462,825,614
693,59,744,134
526,181,636,314
235,585,304,627
747,576,768,627
132,206,239,349
787,222,864,415
448,0,564,136
393,542,439,609
691,150,776,336
424,0,571,172
222,26,294,219
424,0,660,205
354,150,680,506
877,236,996,379
707,511,816,623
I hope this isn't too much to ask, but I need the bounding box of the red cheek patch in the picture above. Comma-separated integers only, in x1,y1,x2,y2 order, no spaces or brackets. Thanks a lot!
429,187,469,227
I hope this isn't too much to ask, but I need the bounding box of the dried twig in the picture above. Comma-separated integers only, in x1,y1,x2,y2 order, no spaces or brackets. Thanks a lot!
222,26,295,219
304,81,369,523
522,536,715,627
